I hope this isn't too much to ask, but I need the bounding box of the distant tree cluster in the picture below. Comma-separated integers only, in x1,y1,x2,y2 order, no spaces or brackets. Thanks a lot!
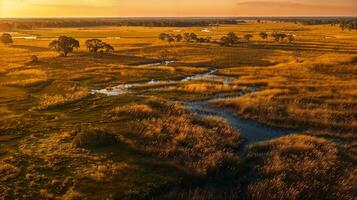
339,21,357,31
85,39,114,53
48,36,115,56
183,33,211,43
217,31,295,47
0,33,13,45
259,32,268,40
159,32,211,44
159,33,183,43
271,32,295,43
220,32,239,47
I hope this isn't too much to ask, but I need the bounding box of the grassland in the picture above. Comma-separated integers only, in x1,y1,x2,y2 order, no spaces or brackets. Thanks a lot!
0,21,356,199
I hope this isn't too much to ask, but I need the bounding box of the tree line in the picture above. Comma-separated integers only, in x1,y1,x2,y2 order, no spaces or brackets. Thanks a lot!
0,33,114,57
158,31,295,46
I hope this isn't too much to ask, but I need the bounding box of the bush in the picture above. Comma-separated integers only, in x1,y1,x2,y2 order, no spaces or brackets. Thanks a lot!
30,55,39,62
0,33,13,45
72,127,117,148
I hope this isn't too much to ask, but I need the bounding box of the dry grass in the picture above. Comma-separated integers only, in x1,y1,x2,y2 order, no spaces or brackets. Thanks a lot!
111,103,156,118
34,89,88,110
163,82,240,94
3,78,49,87
213,55,357,133
131,101,242,176
72,127,117,148
246,134,356,200
7,69,47,77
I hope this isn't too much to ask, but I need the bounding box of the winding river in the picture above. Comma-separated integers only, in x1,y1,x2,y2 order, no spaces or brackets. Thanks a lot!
91,62,296,145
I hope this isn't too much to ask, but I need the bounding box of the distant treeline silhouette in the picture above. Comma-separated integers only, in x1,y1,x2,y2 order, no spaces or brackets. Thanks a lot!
266,17,357,30
0,18,242,30
0,17,356,31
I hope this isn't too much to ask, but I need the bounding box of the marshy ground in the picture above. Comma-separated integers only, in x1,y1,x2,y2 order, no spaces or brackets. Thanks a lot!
0,22,356,199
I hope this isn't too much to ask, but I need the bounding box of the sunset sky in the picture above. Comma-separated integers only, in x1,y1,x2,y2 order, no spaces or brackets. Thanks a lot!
0,0,356,17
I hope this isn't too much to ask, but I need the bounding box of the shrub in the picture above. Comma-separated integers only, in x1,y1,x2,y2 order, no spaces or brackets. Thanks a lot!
0,33,13,45
30,55,39,62
72,128,117,148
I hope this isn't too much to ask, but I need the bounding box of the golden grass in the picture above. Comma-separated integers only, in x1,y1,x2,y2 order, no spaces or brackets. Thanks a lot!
213,55,357,133
246,134,355,200
164,82,240,94
111,104,155,118
34,89,88,110
131,101,241,176
7,69,47,77
3,78,49,87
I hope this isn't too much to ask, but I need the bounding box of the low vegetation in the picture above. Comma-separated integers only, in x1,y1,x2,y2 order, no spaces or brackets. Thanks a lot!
246,134,356,199
72,127,117,148
131,101,242,176
0,33,13,45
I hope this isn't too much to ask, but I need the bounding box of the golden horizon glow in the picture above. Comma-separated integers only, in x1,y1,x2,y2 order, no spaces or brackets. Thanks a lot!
1,0,356,18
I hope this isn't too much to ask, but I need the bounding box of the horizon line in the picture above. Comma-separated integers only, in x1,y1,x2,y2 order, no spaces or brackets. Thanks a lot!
1,15,357,19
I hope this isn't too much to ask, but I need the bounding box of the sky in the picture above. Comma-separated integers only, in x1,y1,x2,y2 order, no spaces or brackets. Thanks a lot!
0,0,356,17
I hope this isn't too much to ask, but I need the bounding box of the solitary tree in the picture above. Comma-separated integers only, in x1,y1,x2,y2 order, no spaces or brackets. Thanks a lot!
259,32,268,40
85,39,114,53
244,34,253,41
0,33,13,45
49,36,79,56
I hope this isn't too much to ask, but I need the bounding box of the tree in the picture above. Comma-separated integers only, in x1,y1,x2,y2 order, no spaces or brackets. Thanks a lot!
166,35,175,43
244,34,253,41
271,32,287,42
287,34,295,43
220,32,239,47
30,55,39,62
190,33,198,42
160,50,170,61
259,32,268,40
175,34,183,42
49,36,79,56
102,43,114,53
85,39,114,53
0,33,13,45
280,33,287,41
159,33,167,41
183,33,191,42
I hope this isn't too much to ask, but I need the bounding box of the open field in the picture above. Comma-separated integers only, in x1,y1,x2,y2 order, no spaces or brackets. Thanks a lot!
0,21,356,199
